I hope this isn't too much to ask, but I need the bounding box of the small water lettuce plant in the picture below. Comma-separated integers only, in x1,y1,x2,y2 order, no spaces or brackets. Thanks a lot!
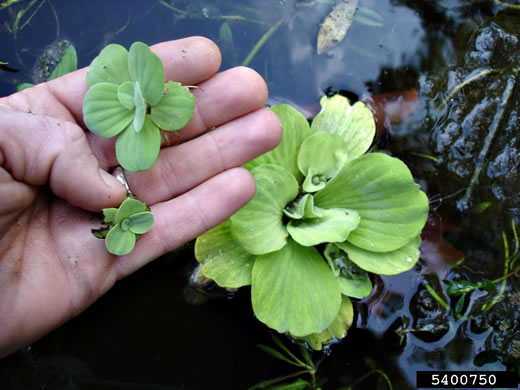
195,95,429,349
94,197,154,256
84,42,194,255
83,41,195,172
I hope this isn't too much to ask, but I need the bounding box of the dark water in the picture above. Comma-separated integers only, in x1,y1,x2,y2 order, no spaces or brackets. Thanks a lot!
1,0,519,389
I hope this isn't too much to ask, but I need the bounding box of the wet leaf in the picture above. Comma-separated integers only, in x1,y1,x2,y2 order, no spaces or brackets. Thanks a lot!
252,239,341,337
297,131,349,181
219,22,233,42
128,211,154,234
105,224,136,256
446,280,479,296
133,81,146,132
115,115,161,172
299,295,354,350
287,207,360,247
257,344,305,368
83,82,134,138
325,244,373,298
244,104,311,182
128,41,164,106
310,95,375,161
314,153,429,252
48,44,77,80
337,235,422,275
16,83,33,91
283,194,322,220
86,43,130,87
195,220,256,288
231,164,299,255
151,82,195,131
117,81,135,110
317,0,358,55
102,208,118,224
267,379,310,390
115,198,147,223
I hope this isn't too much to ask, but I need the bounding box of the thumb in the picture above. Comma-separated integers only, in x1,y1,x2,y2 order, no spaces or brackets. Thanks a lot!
1,107,127,211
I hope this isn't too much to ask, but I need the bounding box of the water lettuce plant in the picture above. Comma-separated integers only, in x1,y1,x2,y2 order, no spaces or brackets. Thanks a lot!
97,198,154,256
83,41,195,172
195,95,429,348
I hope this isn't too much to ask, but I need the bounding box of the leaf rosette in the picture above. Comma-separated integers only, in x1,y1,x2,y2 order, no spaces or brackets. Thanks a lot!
195,95,429,348
83,42,195,172
101,198,154,256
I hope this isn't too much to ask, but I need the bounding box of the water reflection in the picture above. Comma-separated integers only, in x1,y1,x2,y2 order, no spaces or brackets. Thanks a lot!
1,1,519,388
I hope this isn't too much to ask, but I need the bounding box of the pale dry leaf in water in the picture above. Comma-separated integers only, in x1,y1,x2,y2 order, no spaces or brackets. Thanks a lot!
317,0,358,55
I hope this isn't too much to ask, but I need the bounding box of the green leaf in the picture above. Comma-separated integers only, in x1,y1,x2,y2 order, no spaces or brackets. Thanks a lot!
128,211,154,234
219,22,233,43
324,243,372,298
314,153,429,252
445,280,479,296
151,82,195,131
16,83,34,91
86,44,131,87
195,220,256,288
105,224,136,256
287,207,360,247
83,82,134,138
267,379,311,390
102,207,118,224
231,164,298,255
115,198,147,223
297,131,349,181
118,81,135,110
310,96,375,161
133,81,146,132
49,44,77,80
302,168,326,193
251,239,341,337
299,295,354,350
257,344,306,368
283,194,322,220
128,41,164,106
115,114,161,172
337,235,421,275
245,105,311,182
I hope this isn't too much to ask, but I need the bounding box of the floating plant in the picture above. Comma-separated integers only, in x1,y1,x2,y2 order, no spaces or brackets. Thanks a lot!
85,42,195,255
83,41,195,172
195,95,429,349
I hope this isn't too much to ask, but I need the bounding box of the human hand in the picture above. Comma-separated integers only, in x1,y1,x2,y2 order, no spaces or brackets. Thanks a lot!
0,37,281,357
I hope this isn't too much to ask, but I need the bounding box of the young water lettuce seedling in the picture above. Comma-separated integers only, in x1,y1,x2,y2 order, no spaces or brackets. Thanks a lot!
195,95,429,349
101,198,154,256
83,41,195,172
85,42,194,255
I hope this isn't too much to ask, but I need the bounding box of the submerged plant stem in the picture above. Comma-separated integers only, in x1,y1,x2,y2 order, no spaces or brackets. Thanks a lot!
425,282,451,312
438,68,502,109
457,72,517,211
158,0,187,15
242,18,283,67
495,0,520,10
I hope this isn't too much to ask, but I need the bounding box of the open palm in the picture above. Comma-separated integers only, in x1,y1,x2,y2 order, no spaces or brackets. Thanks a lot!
0,37,281,357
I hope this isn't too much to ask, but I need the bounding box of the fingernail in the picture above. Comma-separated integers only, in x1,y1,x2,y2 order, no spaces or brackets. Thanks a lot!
99,168,125,190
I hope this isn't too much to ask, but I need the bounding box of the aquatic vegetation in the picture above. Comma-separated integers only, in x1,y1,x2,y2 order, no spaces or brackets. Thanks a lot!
84,42,195,254
251,332,393,390
17,41,77,91
82,41,195,172
195,95,429,348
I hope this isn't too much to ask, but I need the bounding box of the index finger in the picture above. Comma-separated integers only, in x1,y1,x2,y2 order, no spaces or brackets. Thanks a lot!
46,37,222,125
